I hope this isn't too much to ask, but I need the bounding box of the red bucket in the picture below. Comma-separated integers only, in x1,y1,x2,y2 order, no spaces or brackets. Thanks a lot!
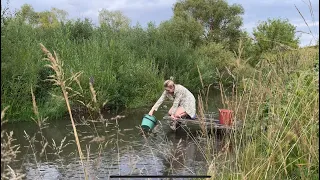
219,109,233,126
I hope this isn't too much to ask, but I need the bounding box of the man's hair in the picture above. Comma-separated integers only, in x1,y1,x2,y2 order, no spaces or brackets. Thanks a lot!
164,80,174,88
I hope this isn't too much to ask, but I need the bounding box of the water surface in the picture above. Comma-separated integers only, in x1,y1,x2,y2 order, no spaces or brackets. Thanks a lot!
4,88,227,179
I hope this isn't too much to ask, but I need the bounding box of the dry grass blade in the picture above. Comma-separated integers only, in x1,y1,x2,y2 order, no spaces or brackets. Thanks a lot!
301,0,316,25
197,93,207,136
1,107,25,180
1,106,10,121
197,65,204,89
30,86,41,126
6,165,25,180
294,4,316,41
89,80,97,104
39,43,88,180
67,71,83,83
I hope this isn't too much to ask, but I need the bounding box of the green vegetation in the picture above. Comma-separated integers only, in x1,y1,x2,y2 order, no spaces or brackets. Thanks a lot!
0,0,316,127
204,47,319,179
1,0,319,178
173,0,245,51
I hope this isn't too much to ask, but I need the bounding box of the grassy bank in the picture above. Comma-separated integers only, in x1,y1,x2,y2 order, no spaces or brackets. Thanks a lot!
1,47,318,179
1,1,318,179
1,17,237,122
3,1,315,122
1,21,162,121
203,47,319,179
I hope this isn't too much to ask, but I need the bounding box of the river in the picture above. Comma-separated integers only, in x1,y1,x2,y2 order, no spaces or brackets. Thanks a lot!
3,88,228,180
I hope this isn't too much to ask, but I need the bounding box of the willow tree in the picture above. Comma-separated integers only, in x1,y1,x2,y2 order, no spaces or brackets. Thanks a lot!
98,9,131,30
173,0,244,50
15,4,68,28
253,18,300,52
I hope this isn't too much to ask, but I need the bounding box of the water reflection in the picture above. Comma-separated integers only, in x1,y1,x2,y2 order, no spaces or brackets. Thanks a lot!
160,130,208,175
24,162,61,180
16,120,210,179
5,88,226,179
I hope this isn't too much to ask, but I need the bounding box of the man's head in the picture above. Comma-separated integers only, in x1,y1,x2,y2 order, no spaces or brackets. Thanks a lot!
164,80,175,94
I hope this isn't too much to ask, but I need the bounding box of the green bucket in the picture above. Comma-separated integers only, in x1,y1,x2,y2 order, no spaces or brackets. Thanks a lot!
141,114,157,131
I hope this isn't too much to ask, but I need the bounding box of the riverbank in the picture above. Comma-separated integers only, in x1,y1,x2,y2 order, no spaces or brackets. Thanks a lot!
1,2,318,179
2,46,318,179
1,20,234,122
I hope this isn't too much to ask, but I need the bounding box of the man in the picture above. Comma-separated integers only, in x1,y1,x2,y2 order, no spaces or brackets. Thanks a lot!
148,80,196,120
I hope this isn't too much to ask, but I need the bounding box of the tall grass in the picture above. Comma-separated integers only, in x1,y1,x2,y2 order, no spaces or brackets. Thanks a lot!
39,43,89,179
1,13,234,121
1,47,317,179
204,46,319,179
1,2,318,179
1,106,25,179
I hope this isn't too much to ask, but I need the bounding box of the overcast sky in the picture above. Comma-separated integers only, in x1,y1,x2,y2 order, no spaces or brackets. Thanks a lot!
3,0,319,47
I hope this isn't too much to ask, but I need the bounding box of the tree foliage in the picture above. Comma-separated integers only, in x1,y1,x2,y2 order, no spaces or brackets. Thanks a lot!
158,15,204,47
98,9,131,30
67,18,94,41
15,4,68,28
1,3,310,121
253,18,300,52
173,0,244,50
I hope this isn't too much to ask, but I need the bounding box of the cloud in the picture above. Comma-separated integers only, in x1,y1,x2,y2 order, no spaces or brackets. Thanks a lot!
242,22,258,32
298,33,317,47
100,0,176,11
2,0,319,46
291,18,319,28
234,0,319,46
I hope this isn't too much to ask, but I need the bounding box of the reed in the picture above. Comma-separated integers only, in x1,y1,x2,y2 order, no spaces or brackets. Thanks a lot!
203,41,319,179
1,106,25,180
1,13,226,121
39,43,88,179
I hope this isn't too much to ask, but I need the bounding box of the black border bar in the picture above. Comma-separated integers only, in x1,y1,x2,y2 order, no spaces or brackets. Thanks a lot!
110,175,211,179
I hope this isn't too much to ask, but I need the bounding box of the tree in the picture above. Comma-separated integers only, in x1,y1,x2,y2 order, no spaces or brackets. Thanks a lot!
236,31,258,66
16,4,38,25
98,9,130,30
173,0,244,50
1,0,11,27
16,4,68,28
158,15,204,47
51,7,68,23
68,18,93,41
253,18,300,52
37,11,60,28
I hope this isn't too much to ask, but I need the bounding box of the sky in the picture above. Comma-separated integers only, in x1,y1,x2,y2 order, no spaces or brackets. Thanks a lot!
2,0,319,47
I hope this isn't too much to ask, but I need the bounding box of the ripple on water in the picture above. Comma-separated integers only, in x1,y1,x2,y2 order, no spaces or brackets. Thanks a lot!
7,103,225,179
